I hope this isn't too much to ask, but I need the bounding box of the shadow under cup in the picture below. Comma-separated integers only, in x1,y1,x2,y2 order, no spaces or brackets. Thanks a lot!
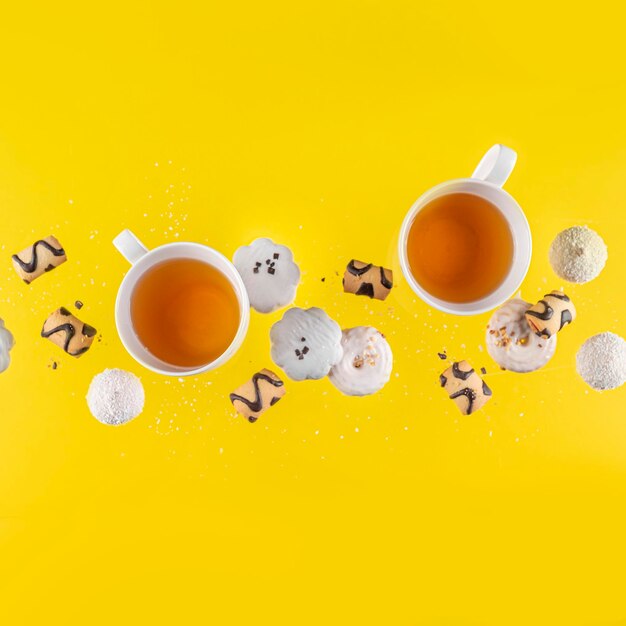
399,179,532,316
115,243,250,376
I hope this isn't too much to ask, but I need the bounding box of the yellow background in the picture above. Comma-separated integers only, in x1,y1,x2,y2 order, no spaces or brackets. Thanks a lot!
0,2,625,624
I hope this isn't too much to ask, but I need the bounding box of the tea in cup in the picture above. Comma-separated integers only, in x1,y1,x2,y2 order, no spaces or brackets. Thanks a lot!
113,230,250,376
398,145,532,315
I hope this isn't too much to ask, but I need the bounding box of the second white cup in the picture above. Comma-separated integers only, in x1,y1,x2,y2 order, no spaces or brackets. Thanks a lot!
398,144,532,316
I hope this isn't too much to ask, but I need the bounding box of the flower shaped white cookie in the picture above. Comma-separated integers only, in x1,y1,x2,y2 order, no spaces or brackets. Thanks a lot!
329,326,393,396
0,318,15,374
233,238,300,313
270,307,342,381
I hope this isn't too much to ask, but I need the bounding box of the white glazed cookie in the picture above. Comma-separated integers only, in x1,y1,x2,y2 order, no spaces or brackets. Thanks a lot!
329,326,393,396
486,298,557,373
233,238,300,313
270,307,342,381
0,319,15,374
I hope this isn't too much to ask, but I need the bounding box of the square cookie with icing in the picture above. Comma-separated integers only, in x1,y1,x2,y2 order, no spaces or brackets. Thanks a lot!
12,236,67,284
343,259,393,301
439,360,492,415
525,291,576,339
41,307,97,357
229,369,285,422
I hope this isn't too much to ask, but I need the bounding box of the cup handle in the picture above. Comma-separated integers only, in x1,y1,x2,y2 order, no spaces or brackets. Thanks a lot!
113,229,149,265
471,144,517,188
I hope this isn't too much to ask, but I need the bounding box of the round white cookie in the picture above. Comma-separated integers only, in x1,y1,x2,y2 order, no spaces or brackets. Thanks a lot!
270,307,342,381
329,326,393,396
486,298,557,373
0,318,15,374
233,238,300,313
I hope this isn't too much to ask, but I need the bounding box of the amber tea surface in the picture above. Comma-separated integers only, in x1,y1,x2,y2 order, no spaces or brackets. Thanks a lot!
407,192,513,303
131,258,240,367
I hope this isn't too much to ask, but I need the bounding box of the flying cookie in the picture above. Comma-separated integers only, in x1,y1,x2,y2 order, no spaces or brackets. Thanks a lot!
12,236,67,284
343,259,393,301
440,360,492,415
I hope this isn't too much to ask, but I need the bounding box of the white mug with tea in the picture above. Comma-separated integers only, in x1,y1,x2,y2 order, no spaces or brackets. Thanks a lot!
398,144,532,315
113,229,250,376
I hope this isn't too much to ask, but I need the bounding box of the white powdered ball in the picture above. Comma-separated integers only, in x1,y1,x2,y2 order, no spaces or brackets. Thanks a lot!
87,368,145,425
549,225,607,284
576,332,626,391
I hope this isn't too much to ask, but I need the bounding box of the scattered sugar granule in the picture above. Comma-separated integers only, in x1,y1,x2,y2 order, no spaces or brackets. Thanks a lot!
576,332,626,391
549,225,608,284
86,368,145,425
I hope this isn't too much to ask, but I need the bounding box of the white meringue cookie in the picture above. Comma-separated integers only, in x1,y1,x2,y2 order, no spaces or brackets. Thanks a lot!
233,238,300,313
0,318,15,374
486,298,557,373
329,326,393,396
270,307,342,381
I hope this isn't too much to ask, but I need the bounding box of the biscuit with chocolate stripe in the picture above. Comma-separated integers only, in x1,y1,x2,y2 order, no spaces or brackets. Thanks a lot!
440,360,492,415
41,307,97,357
229,368,285,423
343,259,393,301
12,236,67,284
525,290,576,339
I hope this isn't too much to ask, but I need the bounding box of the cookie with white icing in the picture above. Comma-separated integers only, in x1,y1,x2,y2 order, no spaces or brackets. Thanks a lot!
233,238,300,313
270,307,342,381
329,326,393,396
486,298,557,373
0,319,15,374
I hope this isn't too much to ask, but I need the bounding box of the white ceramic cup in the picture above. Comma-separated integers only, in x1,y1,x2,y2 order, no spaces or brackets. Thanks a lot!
398,144,532,316
113,229,250,376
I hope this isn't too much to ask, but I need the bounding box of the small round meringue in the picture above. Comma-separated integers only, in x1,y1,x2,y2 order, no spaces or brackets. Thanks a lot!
329,326,393,396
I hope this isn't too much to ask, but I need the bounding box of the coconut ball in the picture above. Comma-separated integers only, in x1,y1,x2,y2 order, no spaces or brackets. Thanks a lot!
576,332,626,391
86,368,145,425
549,225,607,284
